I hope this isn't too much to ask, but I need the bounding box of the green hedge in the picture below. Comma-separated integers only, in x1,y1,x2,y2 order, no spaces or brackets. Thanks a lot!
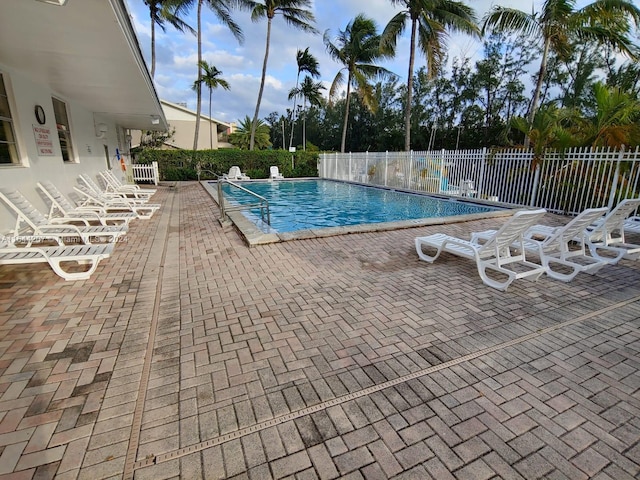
133,149,319,181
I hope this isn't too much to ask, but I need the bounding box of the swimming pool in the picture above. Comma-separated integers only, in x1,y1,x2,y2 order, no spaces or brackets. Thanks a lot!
216,179,503,235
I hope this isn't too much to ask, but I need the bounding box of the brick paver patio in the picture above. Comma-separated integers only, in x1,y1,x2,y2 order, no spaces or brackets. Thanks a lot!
0,181,639,479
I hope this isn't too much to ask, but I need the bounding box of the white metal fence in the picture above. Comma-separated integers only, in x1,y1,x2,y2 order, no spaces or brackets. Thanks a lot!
319,147,640,215
131,161,159,186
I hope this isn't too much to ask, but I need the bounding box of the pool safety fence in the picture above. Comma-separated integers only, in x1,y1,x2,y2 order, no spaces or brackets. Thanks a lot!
319,146,640,215
131,161,159,186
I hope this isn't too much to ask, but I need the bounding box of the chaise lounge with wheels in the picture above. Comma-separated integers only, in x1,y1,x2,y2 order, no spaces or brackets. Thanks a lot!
73,185,160,220
0,235,113,281
583,198,640,261
98,171,156,199
471,207,610,282
222,166,250,181
37,181,137,226
0,189,128,245
270,166,284,180
415,208,547,291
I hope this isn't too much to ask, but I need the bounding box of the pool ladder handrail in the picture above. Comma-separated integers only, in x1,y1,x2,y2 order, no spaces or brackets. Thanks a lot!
217,178,271,225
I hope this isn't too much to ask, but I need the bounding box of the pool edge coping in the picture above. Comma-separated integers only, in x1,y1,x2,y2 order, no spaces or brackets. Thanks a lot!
200,179,521,247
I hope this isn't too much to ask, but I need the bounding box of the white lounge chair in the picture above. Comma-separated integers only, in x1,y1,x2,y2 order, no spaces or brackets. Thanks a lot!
78,174,151,203
37,181,136,226
0,235,113,281
584,198,640,261
270,166,284,180
415,209,547,291
472,207,610,282
622,215,640,235
73,185,160,220
98,171,156,199
223,166,250,181
0,189,128,245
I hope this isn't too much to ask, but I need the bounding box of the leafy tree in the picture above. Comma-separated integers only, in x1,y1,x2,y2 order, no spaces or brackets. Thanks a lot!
381,0,479,151
192,60,230,149
288,48,320,149
324,14,396,153
607,61,640,96
482,0,640,131
144,0,195,78
230,116,272,150
288,76,325,150
182,0,247,151
247,0,318,151
577,82,640,147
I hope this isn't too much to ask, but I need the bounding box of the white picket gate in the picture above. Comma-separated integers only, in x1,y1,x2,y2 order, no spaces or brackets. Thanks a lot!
131,161,159,186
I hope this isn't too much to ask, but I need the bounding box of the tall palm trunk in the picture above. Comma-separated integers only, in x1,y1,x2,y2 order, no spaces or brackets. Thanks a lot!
340,72,352,153
150,8,157,78
250,17,272,151
528,36,551,126
288,73,301,150
193,0,203,151
209,88,213,149
404,19,417,152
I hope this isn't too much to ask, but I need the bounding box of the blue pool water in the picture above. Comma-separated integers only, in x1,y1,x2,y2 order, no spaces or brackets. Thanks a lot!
219,179,499,233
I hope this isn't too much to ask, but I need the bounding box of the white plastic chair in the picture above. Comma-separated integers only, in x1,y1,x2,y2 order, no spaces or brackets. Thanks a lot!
270,166,284,180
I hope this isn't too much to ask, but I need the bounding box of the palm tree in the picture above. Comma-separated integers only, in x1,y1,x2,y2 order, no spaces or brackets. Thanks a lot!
181,0,248,151
381,0,479,152
289,48,320,150
192,61,230,149
230,116,272,149
482,0,640,130
288,76,325,150
324,14,396,153
248,0,318,151
144,0,195,78
579,82,640,148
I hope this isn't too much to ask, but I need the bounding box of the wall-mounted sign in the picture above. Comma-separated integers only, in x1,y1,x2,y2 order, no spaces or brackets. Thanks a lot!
33,125,55,156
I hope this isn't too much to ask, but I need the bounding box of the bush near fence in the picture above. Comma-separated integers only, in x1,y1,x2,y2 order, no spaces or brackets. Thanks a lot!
133,149,319,181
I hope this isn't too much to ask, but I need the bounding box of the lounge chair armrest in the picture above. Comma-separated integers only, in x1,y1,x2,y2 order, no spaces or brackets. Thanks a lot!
48,217,91,226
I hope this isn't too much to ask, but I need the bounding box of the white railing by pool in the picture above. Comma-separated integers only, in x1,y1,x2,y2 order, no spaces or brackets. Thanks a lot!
131,161,159,186
319,147,640,215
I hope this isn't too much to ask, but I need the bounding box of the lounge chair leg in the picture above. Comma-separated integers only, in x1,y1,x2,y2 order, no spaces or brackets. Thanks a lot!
49,259,98,281
478,265,515,291
415,239,442,263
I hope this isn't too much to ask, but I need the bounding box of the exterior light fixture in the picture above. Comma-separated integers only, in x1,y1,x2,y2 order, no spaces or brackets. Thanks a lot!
95,123,108,139
36,0,68,5
150,116,160,125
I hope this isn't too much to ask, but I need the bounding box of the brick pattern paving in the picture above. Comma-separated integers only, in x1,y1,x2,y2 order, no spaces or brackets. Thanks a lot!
0,181,638,479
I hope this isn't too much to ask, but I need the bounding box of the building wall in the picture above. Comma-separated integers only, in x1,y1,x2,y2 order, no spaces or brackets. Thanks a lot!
0,64,128,233
164,118,220,150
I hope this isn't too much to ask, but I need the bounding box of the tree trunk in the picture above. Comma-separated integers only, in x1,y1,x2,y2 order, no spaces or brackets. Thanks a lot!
340,72,352,153
404,19,417,152
527,36,551,127
251,17,272,151
150,8,156,78
289,73,301,150
209,88,213,149
193,0,203,151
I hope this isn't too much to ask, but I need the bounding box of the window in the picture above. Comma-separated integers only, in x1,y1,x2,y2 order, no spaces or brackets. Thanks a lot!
0,74,19,164
52,97,75,162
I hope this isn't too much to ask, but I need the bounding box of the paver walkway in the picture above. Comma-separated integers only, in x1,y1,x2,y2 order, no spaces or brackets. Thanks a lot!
0,181,639,480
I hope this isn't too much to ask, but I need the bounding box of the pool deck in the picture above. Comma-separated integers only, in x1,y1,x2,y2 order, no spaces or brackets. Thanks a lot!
1,181,640,479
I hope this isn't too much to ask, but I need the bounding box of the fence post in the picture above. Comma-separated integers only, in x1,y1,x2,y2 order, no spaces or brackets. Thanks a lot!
152,161,159,185
408,151,413,189
384,151,388,186
334,152,338,179
607,146,624,209
529,157,541,207
365,151,369,184
349,152,352,181
477,147,486,199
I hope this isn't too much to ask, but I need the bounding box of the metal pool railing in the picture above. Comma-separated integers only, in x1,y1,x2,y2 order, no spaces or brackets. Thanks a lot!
216,179,271,225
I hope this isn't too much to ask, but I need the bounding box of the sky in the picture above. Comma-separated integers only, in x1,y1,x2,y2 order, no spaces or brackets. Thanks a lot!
125,0,587,126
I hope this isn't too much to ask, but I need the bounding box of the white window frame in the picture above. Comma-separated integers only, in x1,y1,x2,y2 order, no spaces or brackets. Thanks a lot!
0,72,21,166
52,96,76,163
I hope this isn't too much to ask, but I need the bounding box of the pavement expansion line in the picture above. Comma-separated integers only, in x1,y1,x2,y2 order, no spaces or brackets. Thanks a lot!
122,186,177,480
133,293,640,470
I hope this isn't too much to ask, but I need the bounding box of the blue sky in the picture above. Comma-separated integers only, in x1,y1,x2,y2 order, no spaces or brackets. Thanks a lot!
127,0,551,125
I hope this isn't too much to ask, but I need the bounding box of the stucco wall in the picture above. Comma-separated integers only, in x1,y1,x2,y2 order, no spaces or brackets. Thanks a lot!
0,64,128,234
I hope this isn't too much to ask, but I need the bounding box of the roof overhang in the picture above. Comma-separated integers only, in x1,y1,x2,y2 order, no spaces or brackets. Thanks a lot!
0,0,168,131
